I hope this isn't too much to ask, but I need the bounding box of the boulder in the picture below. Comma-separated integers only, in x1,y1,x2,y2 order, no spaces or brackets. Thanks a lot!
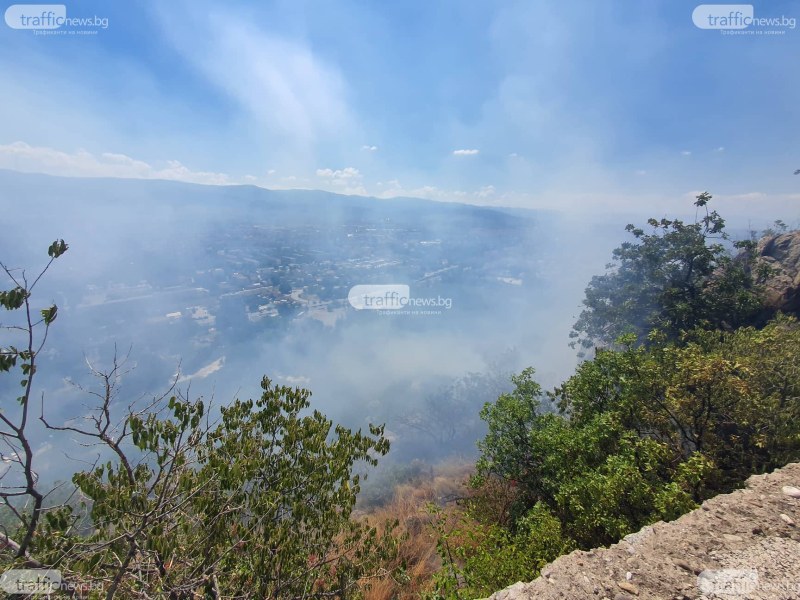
757,230,800,316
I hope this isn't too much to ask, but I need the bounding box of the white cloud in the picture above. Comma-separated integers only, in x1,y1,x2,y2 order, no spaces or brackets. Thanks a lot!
476,185,496,198
673,191,800,222
714,146,725,152
719,191,767,202
682,189,781,204
280,374,312,387
361,145,378,152
316,167,361,180
33,443,53,460
681,150,692,156
315,166,365,195
244,174,257,181
154,4,353,151
0,141,230,185
453,149,480,156
375,179,501,204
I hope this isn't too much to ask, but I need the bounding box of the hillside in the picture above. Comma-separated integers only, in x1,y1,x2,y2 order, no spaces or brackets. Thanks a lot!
486,462,800,600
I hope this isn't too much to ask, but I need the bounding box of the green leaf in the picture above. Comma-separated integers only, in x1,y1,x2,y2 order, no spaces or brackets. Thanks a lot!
41,304,58,325
0,354,17,372
0,287,28,310
47,239,68,258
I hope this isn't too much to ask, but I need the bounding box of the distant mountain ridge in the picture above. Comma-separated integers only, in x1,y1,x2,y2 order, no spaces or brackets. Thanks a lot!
0,168,547,220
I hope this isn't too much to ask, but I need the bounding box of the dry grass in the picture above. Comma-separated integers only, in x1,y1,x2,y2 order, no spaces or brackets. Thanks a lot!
356,460,475,599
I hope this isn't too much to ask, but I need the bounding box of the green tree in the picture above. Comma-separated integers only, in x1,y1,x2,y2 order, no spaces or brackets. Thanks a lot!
427,501,572,599
571,193,765,351
476,377,705,549
1,242,400,599
470,318,800,556
0,239,68,561
41,376,397,599
557,318,800,490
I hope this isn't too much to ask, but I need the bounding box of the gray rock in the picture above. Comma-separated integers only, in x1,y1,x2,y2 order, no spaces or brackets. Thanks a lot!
756,231,800,316
782,485,800,499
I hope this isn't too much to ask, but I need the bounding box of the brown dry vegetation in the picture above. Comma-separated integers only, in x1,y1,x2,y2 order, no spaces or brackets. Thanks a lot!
354,460,475,599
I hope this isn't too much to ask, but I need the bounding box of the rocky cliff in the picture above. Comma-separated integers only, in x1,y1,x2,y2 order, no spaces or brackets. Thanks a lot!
485,462,800,600
757,230,800,317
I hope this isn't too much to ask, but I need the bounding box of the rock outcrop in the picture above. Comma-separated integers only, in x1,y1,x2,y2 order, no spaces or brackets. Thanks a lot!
757,230,800,317
485,462,800,600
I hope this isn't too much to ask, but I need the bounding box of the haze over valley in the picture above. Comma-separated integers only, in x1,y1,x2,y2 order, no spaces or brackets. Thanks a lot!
1,3,799,597
1,169,629,475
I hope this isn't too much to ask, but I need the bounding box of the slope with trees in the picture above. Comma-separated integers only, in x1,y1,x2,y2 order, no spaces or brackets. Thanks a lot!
426,195,800,598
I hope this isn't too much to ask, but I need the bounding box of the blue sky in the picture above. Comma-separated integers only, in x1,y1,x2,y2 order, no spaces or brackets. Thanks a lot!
1,0,799,214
